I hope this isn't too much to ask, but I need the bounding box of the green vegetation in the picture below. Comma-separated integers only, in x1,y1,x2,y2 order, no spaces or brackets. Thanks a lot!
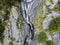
33,0,60,42
0,19,5,43
16,15,24,29
33,0,45,32
3,10,10,21
0,0,20,22
10,37,16,41
33,15,44,32
0,0,20,21
0,11,2,15
36,32,47,43
46,5,53,13
49,0,54,4
54,0,60,11
9,41,12,45
55,16,60,30
0,9,10,43
49,16,60,32
0,0,19,10
45,40,54,45
0,0,60,44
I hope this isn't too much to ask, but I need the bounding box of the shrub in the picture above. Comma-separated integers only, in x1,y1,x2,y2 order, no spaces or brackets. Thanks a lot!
49,16,60,31
36,32,47,43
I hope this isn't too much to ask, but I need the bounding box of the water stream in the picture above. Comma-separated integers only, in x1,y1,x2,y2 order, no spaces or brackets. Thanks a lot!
20,0,41,45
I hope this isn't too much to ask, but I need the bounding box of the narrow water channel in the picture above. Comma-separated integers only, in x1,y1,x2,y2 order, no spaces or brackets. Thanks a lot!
20,0,41,45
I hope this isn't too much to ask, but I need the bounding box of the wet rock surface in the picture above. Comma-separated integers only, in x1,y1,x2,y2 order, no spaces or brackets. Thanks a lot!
20,0,41,45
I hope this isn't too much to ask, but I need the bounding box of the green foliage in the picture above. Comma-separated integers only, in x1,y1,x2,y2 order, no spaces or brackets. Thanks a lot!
49,16,60,32
16,16,24,29
46,6,53,13
33,14,44,32
45,40,54,45
0,10,10,21
0,0,20,43
0,11,2,15
0,0,20,44
0,19,2,23
9,41,12,45
3,10,10,21
0,19,5,42
49,19,57,31
55,16,60,30
0,0,20,21
10,37,15,41
0,0,19,10
49,0,54,4
54,0,60,11
36,32,47,43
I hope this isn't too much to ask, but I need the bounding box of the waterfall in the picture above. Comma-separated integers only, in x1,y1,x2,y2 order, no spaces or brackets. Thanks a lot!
20,0,41,45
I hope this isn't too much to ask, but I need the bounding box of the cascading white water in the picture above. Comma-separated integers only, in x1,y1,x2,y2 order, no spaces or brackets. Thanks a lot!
20,0,41,45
